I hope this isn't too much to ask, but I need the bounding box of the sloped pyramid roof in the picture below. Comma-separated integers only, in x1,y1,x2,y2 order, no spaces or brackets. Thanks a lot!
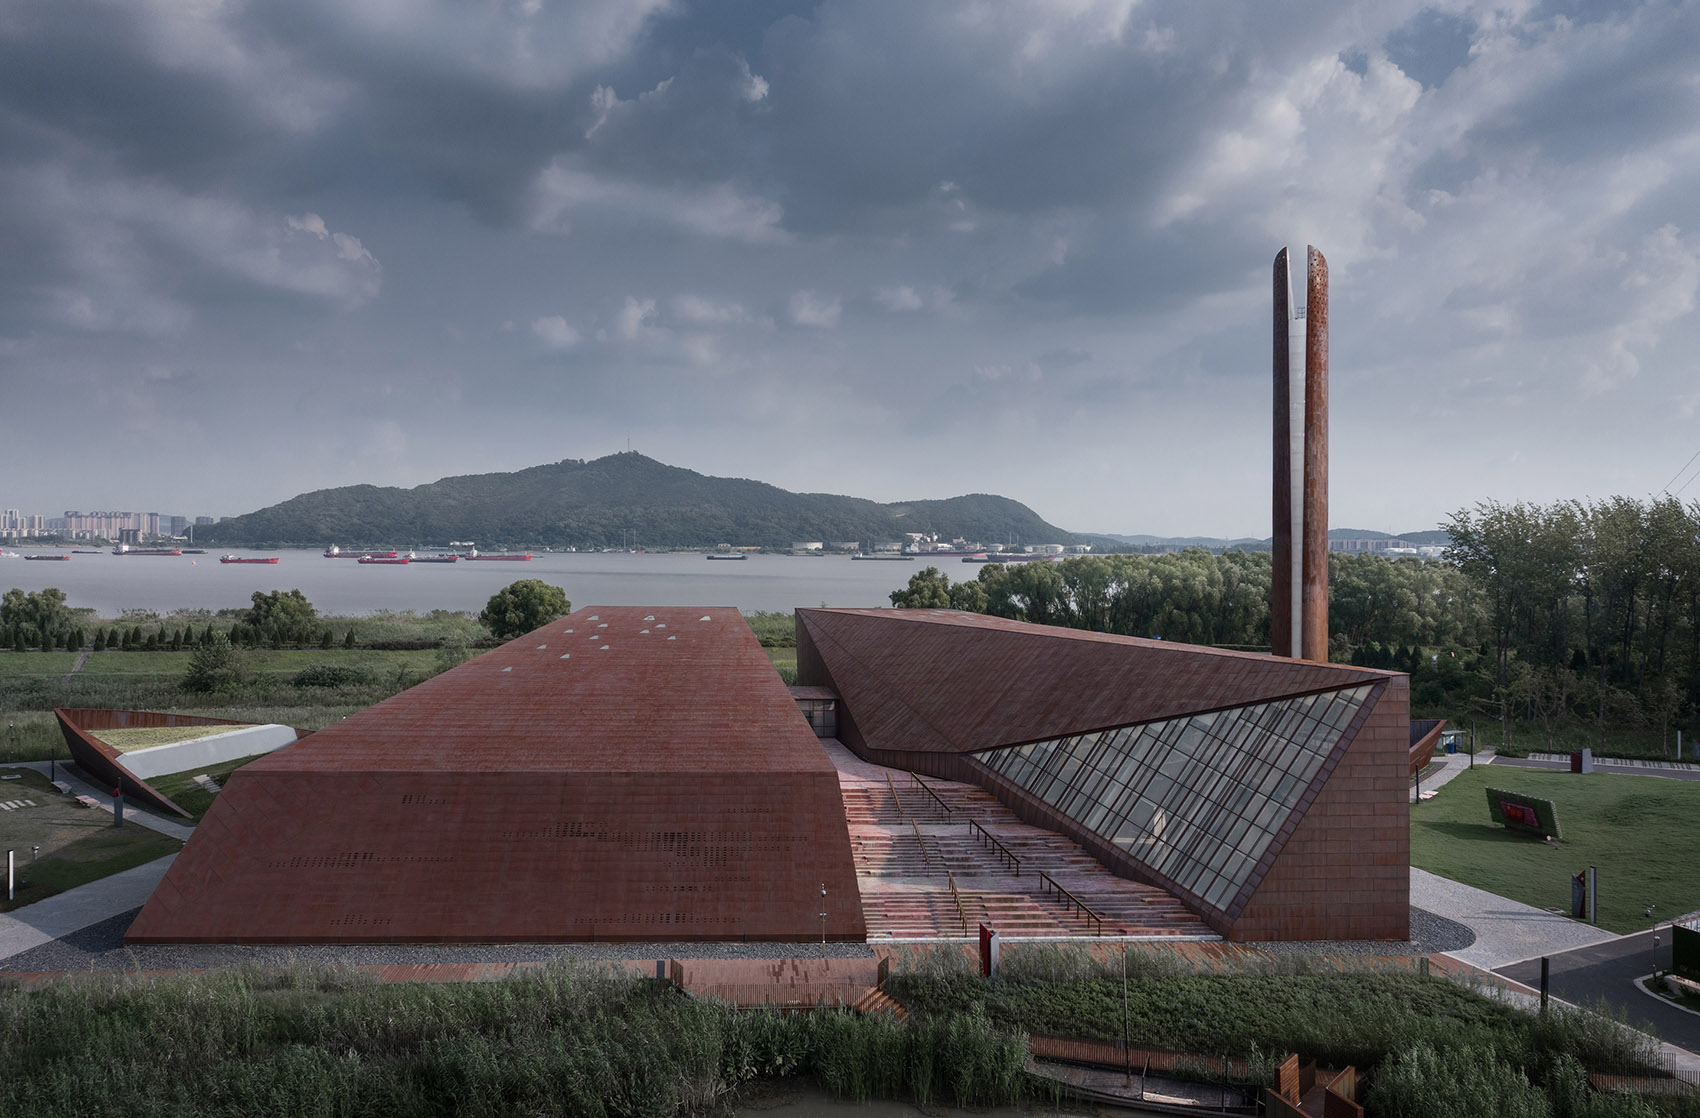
128,607,865,944
797,608,1387,753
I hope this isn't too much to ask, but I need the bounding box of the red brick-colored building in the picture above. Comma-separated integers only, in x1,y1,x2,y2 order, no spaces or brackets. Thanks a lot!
127,607,866,944
796,608,1409,941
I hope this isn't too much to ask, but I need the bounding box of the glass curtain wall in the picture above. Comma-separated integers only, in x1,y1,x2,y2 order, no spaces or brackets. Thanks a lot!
973,685,1373,913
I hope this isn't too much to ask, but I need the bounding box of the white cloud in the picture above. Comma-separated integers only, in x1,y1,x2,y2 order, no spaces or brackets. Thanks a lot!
616,295,660,340
531,315,582,349
530,160,788,244
789,290,841,328
874,285,924,312
874,285,956,314
673,295,748,324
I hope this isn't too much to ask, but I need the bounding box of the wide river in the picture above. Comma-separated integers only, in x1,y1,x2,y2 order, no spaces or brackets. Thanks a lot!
0,549,939,616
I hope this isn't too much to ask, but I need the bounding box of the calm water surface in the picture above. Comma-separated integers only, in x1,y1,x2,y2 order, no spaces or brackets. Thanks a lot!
0,550,934,616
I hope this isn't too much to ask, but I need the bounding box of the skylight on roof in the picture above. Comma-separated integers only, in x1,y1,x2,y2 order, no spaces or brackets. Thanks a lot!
560,653,570,659
588,615,598,620
537,644,547,649
501,666,513,672
600,645,610,650
644,615,655,621
700,616,711,621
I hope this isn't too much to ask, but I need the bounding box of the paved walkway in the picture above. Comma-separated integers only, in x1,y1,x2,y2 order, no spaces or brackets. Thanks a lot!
0,854,176,963
1410,746,1495,803
1412,867,1617,971
1497,756,1700,782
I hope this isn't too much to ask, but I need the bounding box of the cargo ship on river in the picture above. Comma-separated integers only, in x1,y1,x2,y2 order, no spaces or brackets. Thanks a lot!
462,549,532,561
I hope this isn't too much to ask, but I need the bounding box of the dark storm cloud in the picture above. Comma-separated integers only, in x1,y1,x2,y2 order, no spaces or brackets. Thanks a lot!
2,0,1698,538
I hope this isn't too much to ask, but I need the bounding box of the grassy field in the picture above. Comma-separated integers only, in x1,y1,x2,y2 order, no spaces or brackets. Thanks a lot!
147,752,272,821
1411,765,1700,932
0,767,183,912
0,652,77,676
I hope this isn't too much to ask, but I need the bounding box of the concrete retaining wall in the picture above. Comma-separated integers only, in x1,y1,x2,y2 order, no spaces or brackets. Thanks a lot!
122,725,298,779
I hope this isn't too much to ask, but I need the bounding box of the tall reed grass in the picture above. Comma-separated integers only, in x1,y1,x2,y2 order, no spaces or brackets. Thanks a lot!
0,962,1027,1118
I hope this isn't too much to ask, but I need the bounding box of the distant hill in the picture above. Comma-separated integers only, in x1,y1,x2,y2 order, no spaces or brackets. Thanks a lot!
199,453,1083,550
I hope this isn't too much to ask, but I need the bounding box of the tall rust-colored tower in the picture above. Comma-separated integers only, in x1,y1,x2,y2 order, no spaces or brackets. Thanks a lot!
1272,246,1329,662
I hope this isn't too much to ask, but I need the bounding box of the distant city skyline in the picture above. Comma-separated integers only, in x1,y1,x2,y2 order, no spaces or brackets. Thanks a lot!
3,2,1698,535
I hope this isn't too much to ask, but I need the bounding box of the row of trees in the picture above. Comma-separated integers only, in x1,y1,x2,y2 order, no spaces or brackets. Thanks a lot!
890,496,1700,747
891,550,1483,654
1446,496,1700,745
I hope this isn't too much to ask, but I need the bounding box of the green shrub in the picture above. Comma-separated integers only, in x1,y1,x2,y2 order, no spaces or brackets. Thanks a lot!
290,664,375,688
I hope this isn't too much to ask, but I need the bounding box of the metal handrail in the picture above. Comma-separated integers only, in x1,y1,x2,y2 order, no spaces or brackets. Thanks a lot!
908,774,953,816
968,819,1021,875
911,818,931,873
1038,870,1104,936
946,871,970,936
885,771,905,816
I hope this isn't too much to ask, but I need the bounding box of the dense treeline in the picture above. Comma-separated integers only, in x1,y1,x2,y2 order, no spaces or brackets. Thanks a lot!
199,452,1080,550
892,551,1480,657
1446,496,1700,748
895,495,1700,749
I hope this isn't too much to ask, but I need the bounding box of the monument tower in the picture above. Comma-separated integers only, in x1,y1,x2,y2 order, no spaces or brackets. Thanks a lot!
1272,246,1328,662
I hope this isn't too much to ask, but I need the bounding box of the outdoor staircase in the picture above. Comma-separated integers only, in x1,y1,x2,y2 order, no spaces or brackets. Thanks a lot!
851,986,909,1020
832,754,1214,941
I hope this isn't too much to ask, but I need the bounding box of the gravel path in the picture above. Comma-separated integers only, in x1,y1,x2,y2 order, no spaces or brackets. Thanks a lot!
1253,906,1474,957
2,906,1472,977
0,908,876,975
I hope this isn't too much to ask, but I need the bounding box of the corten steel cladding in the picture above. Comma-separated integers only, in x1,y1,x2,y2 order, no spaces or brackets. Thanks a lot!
1272,249,1294,661
1303,247,1329,663
796,608,1412,940
1272,245,1329,663
126,607,866,944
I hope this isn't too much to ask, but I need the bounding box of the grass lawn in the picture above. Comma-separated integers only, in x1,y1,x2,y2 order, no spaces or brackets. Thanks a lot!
0,652,78,677
76,651,190,675
147,752,272,821
79,648,440,677
1411,765,1700,932
0,767,182,912
92,725,246,752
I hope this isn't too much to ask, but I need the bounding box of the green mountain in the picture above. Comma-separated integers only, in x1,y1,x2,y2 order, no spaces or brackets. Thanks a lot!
199,453,1082,550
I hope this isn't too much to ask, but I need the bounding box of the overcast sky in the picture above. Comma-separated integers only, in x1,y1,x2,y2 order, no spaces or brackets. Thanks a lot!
2,0,1697,537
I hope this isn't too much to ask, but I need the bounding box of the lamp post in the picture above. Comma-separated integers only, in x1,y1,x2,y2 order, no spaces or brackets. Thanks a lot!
819,884,827,956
